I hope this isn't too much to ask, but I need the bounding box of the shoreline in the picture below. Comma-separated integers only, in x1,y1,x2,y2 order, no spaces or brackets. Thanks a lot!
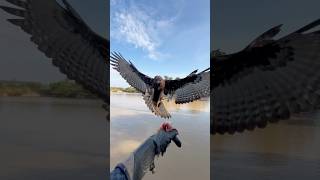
0,91,140,99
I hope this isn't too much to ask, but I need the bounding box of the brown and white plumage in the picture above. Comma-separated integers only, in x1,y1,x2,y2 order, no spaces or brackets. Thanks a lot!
212,19,320,134
111,52,210,118
0,0,109,102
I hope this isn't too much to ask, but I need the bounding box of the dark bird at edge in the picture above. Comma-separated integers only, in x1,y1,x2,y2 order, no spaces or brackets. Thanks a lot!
212,19,320,135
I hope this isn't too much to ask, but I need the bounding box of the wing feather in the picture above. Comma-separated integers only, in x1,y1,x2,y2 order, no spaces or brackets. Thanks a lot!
0,0,109,102
212,19,320,134
110,52,153,93
165,69,210,104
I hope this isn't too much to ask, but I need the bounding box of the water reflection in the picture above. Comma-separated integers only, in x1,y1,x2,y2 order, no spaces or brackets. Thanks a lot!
212,112,320,179
110,93,210,180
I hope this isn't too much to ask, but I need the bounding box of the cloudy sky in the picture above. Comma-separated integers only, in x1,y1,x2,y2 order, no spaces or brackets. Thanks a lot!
110,0,210,87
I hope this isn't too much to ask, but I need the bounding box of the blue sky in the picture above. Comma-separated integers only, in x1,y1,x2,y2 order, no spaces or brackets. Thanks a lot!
110,0,210,87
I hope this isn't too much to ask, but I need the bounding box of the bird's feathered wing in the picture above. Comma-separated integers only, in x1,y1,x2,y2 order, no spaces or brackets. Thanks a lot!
0,0,109,102
165,68,210,104
212,19,320,134
110,52,153,93
111,53,171,118
111,53,210,118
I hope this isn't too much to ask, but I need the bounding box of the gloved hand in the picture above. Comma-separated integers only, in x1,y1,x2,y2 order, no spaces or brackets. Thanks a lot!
151,122,181,156
110,122,181,180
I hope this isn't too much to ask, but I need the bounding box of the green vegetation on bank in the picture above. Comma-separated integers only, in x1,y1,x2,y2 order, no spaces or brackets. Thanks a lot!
0,80,96,98
0,74,192,97
110,75,187,93
0,80,141,98
111,87,139,93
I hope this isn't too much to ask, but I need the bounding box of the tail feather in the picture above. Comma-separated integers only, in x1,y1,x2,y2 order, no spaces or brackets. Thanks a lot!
143,89,171,118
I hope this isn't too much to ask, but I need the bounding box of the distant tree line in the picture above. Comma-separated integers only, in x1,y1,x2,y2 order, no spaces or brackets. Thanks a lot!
111,87,138,93
164,76,181,80
0,80,96,98
111,76,181,94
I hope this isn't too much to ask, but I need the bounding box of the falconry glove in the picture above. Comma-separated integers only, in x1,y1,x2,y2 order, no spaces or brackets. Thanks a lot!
110,123,181,180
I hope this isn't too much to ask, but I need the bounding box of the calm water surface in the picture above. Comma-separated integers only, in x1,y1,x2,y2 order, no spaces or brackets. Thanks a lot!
2,96,319,180
110,93,210,180
212,112,320,179
0,97,107,180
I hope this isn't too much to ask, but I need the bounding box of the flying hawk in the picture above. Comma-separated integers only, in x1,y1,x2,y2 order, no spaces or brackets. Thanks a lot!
111,52,210,118
212,19,320,135
0,0,109,104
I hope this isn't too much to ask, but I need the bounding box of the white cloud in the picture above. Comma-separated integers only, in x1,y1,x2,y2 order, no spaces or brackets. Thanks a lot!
111,1,180,60
115,12,159,59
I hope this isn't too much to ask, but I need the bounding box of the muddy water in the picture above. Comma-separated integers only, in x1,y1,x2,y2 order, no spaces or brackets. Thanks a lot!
0,97,107,180
110,93,210,180
212,112,320,179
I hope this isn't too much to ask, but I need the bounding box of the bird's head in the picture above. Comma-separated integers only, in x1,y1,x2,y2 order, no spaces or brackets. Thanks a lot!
154,76,163,82
153,76,164,90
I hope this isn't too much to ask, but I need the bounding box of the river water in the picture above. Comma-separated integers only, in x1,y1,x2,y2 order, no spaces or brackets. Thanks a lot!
110,93,210,180
0,97,107,180
1,95,319,180
212,112,320,179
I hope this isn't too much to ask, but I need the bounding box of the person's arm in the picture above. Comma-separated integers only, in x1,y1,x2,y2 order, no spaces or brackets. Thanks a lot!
110,122,181,180
110,167,128,180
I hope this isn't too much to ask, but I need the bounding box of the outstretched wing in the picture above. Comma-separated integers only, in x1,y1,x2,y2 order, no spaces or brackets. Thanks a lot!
212,19,320,134
165,68,210,104
110,52,153,93
0,0,109,102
